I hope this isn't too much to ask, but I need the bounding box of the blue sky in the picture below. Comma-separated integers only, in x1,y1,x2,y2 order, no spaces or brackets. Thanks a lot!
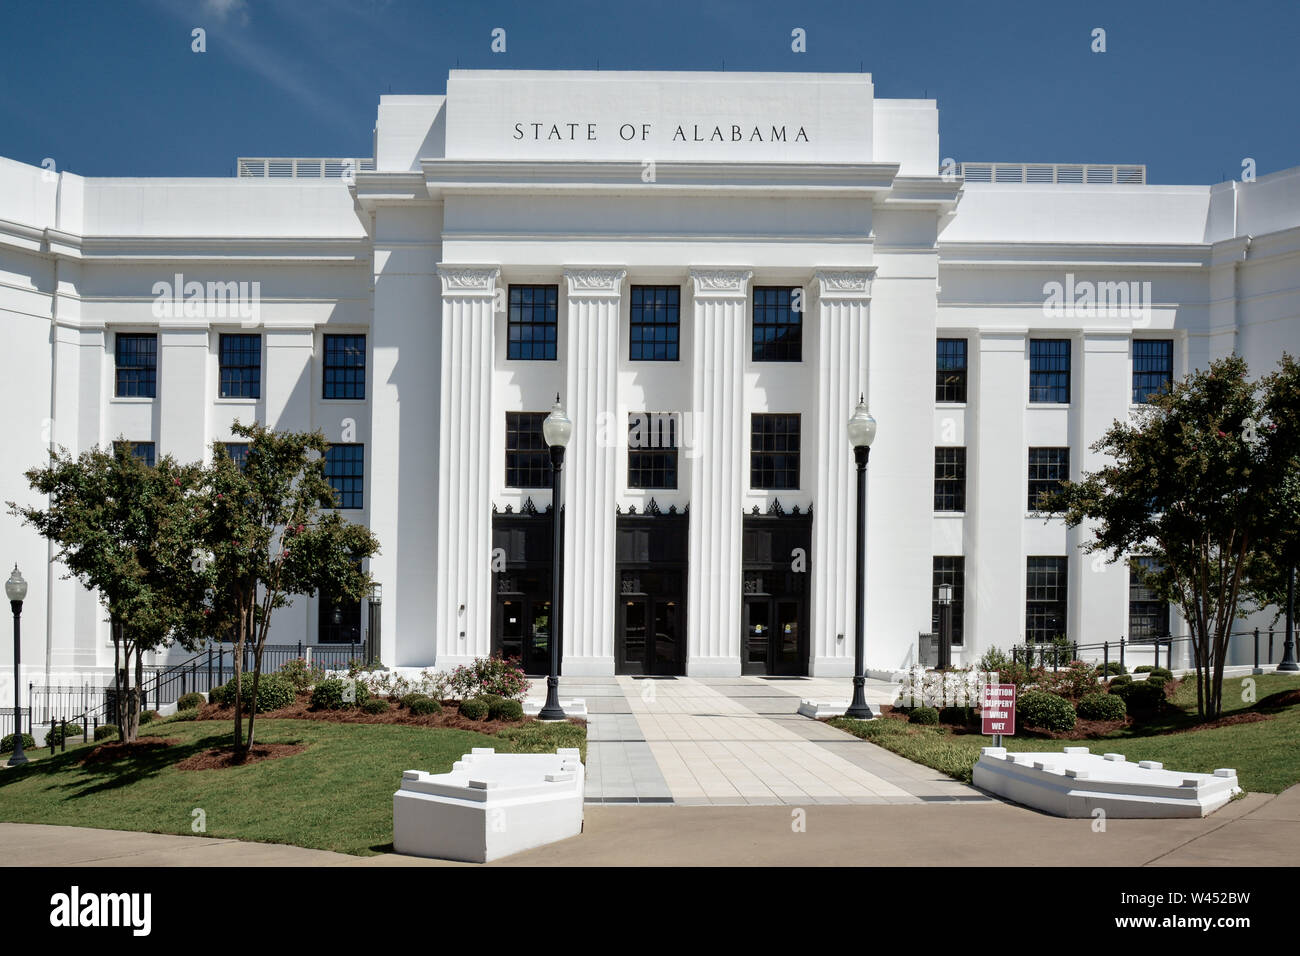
2,0,1298,183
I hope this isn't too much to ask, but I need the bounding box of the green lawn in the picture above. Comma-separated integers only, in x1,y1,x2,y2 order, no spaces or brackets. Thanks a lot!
831,673,1300,795
0,717,585,856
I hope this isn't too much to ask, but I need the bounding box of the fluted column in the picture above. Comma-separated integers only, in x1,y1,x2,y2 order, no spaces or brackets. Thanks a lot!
562,267,626,676
686,269,752,676
810,269,874,675
435,265,499,667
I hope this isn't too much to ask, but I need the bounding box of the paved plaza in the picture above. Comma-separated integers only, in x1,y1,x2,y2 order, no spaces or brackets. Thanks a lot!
527,674,986,806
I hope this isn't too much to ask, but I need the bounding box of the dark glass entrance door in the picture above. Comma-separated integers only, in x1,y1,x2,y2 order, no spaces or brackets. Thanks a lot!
493,587,551,676
616,572,685,675
743,597,804,675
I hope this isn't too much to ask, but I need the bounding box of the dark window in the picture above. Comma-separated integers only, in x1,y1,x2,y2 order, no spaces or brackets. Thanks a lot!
113,441,155,468
324,444,364,509
507,285,559,361
752,286,803,362
1026,557,1068,642
505,412,552,489
219,333,261,399
1128,556,1170,640
751,414,801,490
115,333,157,398
936,338,968,403
934,447,967,512
318,598,361,644
1133,339,1174,404
222,442,250,472
1029,339,1070,403
628,412,679,489
323,334,366,400
1028,447,1070,511
629,286,680,362
932,557,965,646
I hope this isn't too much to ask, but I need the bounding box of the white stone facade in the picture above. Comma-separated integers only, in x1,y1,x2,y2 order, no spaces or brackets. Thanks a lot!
2,70,1298,692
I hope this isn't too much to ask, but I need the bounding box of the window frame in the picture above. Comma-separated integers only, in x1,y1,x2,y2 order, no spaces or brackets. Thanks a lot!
505,411,553,489
935,338,968,404
218,333,262,400
629,285,681,362
323,443,365,510
934,447,967,512
1027,447,1070,511
1029,338,1071,404
751,286,804,363
931,556,966,646
114,333,158,399
323,333,367,401
1026,556,1069,643
750,413,801,491
627,412,679,490
1132,339,1174,405
506,285,560,362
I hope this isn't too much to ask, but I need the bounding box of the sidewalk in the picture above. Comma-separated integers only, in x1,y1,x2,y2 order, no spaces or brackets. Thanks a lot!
3,783,1296,866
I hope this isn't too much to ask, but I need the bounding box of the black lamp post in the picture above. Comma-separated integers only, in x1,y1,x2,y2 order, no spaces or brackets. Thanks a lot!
367,582,382,664
938,582,954,671
6,564,28,766
845,396,878,720
1279,565,1297,672
538,394,572,721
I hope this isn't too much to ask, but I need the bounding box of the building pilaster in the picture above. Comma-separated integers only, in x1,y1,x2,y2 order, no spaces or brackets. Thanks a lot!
561,267,626,676
809,269,874,676
435,265,499,667
686,269,751,676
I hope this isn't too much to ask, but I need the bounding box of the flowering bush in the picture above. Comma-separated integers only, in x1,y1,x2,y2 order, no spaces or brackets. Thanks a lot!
279,657,327,693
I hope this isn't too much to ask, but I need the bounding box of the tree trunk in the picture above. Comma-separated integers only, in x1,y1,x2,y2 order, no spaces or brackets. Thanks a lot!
232,592,247,751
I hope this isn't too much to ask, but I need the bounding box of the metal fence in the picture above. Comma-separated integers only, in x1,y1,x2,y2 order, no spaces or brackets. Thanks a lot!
1011,628,1293,673
0,707,32,740
29,640,370,730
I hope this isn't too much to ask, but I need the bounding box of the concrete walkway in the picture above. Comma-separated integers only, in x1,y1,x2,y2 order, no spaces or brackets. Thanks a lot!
533,673,980,806
4,784,1297,866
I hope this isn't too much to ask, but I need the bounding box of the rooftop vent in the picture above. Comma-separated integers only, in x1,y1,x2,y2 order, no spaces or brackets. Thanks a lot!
953,163,1145,184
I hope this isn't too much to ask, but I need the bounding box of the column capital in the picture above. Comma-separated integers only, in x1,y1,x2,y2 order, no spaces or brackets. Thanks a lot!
563,267,627,298
689,268,753,299
437,264,500,297
813,268,876,300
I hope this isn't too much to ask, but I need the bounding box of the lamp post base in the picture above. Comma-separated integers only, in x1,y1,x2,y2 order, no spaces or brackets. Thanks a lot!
6,751,27,767
537,675,567,721
843,676,875,720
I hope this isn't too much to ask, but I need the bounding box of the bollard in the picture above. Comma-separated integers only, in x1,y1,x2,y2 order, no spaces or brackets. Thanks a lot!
1270,630,1275,663
1103,641,1109,676
1119,638,1126,673
1254,628,1262,675
60,718,67,752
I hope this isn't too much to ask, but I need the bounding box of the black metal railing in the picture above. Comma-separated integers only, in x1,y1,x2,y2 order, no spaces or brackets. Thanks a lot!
1010,629,1286,674
0,707,32,740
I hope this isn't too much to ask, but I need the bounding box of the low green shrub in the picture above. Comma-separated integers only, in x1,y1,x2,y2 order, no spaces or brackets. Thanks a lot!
977,646,1012,673
1077,693,1127,721
94,724,120,741
1098,661,1127,676
908,706,940,725
46,723,85,746
1115,680,1166,713
400,692,430,709
139,710,159,725
1017,690,1076,733
278,657,327,692
309,677,371,710
1108,674,1133,688
938,705,975,726
1145,674,1169,689
176,692,206,711
458,698,489,721
361,697,389,715
0,732,35,753
409,697,443,717
489,698,524,722
167,709,200,723
1148,667,1173,680
211,673,296,713
477,693,505,711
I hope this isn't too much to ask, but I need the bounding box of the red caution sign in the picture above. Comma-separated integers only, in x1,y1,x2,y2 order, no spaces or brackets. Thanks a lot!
981,683,1016,736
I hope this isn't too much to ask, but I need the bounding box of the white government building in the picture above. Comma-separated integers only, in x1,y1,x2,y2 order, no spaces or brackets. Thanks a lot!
2,70,1298,692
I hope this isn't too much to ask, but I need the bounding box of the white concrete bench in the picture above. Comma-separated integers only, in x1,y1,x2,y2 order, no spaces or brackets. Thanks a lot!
973,746,1240,818
393,747,584,862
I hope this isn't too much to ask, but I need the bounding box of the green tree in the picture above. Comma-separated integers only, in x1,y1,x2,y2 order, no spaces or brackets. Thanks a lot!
202,421,379,752
1058,355,1299,719
7,444,210,741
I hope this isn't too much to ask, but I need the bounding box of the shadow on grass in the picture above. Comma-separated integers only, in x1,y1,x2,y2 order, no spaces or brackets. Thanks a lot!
0,732,258,800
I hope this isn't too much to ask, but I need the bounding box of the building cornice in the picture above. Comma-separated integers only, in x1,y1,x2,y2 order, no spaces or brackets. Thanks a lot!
413,160,902,200
938,240,1213,269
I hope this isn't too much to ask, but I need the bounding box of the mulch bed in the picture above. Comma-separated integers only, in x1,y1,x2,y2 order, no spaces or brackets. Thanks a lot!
197,694,583,735
175,743,308,771
78,739,181,764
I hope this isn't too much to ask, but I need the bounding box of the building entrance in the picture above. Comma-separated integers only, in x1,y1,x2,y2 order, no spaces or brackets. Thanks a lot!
741,508,811,676
615,505,688,675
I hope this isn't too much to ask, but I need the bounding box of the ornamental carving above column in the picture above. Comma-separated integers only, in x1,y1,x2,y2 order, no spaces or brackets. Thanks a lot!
689,269,753,297
563,268,627,297
438,265,500,296
814,269,876,300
